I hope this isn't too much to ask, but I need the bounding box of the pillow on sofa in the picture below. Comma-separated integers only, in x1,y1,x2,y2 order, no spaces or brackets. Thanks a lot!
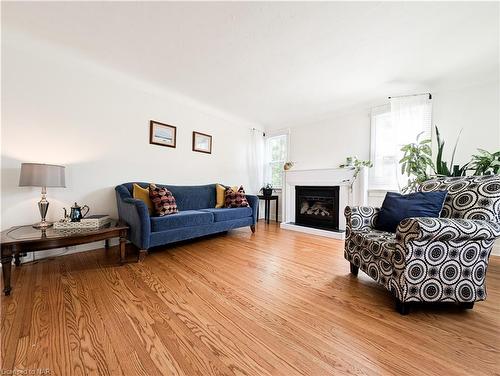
149,184,178,216
375,191,447,233
224,186,250,208
133,183,154,214
216,184,227,208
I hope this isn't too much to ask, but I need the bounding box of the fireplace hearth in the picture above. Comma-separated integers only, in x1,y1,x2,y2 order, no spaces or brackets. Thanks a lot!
295,186,339,231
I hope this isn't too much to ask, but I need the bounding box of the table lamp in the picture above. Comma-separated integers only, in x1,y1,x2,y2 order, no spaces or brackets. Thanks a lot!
19,163,66,229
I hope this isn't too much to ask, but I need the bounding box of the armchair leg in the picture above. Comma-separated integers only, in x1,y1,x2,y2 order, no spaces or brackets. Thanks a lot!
138,249,148,262
250,225,256,233
460,302,474,310
349,263,359,276
395,299,411,315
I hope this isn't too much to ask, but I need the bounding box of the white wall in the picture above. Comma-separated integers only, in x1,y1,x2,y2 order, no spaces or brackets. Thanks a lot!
1,32,259,258
431,81,500,166
288,110,371,171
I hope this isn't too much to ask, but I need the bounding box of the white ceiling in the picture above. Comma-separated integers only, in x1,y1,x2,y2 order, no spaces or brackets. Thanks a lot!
2,2,499,128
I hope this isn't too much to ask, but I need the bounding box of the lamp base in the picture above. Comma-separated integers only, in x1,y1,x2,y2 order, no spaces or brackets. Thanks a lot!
34,187,52,229
32,221,53,229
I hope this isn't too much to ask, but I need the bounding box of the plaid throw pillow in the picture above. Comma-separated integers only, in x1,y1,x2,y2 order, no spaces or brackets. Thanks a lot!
224,186,250,208
149,184,178,216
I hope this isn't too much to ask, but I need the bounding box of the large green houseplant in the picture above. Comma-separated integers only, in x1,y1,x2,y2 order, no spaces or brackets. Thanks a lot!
435,126,469,177
399,133,434,193
468,149,500,175
400,126,499,193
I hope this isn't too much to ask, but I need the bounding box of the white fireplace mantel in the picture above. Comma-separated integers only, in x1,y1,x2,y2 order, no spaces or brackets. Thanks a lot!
280,167,368,239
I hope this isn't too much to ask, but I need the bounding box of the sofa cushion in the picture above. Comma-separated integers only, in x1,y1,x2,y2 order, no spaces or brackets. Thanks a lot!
200,207,253,222
351,229,398,261
150,210,213,232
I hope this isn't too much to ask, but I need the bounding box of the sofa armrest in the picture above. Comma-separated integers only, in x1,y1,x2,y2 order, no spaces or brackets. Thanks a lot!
344,206,380,238
246,195,259,224
396,217,500,244
115,192,151,249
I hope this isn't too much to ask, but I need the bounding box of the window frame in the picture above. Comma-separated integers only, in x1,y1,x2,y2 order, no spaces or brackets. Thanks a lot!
264,130,289,190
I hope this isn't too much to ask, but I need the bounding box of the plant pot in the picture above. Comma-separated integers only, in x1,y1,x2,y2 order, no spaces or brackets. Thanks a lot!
262,188,273,197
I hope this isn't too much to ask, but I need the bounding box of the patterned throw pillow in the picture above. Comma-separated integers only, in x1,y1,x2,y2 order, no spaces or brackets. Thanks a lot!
148,184,178,216
224,186,250,208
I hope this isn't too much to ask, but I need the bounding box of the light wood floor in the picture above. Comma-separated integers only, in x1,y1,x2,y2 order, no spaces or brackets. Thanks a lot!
2,221,499,376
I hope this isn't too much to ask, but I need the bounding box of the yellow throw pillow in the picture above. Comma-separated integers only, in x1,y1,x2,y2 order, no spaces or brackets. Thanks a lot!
133,183,154,215
216,184,226,208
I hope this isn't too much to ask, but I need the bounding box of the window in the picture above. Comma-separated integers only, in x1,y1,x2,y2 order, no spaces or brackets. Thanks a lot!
369,95,432,190
264,133,288,189
369,105,398,189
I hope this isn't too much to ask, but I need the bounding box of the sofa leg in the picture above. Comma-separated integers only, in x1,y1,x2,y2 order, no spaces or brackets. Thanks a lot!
138,249,148,262
250,225,256,233
350,263,359,276
460,302,474,310
395,299,410,315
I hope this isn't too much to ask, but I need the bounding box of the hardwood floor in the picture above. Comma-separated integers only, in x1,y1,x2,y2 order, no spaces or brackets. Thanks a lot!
2,221,499,376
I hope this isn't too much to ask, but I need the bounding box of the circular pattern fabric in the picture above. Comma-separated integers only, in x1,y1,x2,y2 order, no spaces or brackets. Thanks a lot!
419,175,500,222
345,206,379,232
367,263,380,281
439,260,462,285
421,279,443,302
455,280,475,302
406,259,428,284
472,261,486,286
425,244,447,266
459,243,480,267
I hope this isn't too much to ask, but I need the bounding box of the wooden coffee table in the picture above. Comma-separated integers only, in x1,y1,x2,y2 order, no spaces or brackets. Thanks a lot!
0,220,128,296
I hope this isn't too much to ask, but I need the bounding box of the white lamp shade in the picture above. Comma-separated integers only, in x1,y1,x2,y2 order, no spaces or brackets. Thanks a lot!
19,163,66,188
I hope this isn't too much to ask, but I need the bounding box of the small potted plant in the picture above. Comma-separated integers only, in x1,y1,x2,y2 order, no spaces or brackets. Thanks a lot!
260,183,273,197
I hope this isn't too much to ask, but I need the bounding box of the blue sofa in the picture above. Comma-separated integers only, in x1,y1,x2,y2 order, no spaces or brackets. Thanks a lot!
115,182,259,260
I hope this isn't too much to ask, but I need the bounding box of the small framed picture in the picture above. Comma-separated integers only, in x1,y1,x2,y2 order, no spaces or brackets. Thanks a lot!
150,120,176,148
192,131,212,154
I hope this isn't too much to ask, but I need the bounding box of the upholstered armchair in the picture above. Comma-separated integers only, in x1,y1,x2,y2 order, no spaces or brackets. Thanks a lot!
344,175,500,315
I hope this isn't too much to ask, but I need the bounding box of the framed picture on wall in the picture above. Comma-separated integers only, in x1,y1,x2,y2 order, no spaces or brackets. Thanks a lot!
192,131,212,154
150,120,177,148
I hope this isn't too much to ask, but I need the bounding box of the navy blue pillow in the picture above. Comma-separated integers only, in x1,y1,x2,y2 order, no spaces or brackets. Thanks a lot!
375,191,447,233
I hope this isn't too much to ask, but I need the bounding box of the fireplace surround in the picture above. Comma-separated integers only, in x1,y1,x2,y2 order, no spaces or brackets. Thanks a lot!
281,167,366,239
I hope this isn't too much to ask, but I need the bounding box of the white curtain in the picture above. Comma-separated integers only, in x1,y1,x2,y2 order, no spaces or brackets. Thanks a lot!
390,94,432,190
247,128,265,194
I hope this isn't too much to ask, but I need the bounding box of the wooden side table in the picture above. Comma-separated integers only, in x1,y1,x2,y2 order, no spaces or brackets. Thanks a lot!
0,220,128,296
257,195,279,224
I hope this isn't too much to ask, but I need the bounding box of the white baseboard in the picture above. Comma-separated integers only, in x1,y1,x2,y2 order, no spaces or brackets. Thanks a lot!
280,222,345,239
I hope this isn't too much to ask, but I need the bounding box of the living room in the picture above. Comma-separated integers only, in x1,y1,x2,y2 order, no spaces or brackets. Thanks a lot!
1,2,499,375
